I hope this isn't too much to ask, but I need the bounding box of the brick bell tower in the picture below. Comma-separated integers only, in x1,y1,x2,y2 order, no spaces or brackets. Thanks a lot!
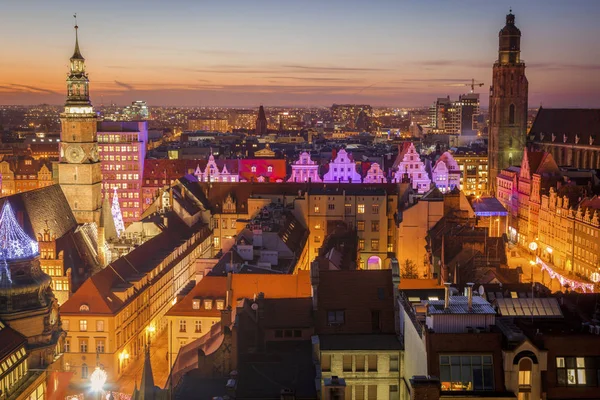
488,10,528,192
59,21,102,225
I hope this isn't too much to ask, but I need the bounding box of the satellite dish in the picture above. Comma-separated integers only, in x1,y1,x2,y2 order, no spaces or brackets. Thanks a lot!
251,303,259,311
478,285,485,296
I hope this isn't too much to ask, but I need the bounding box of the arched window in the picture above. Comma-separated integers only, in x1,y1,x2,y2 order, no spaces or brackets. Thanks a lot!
509,104,516,124
518,358,532,388
79,304,90,312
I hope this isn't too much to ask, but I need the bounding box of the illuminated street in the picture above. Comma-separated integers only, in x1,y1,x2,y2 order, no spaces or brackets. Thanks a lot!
115,331,170,396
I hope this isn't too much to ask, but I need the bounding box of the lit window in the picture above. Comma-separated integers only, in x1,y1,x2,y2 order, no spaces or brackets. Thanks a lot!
357,221,365,231
79,320,88,331
204,300,213,310
358,204,365,214
96,340,105,354
216,300,225,310
314,206,320,213
79,339,88,353
179,320,186,332
79,304,89,312
192,299,200,310
267,166,273,172
251,166,256,172
96,320,104,332
195,320,202,333
439,355,494,391
358,239,365,250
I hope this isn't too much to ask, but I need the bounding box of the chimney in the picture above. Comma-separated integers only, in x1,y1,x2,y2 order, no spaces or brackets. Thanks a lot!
467,282,474,312
444,282,452,310
410,376,440,400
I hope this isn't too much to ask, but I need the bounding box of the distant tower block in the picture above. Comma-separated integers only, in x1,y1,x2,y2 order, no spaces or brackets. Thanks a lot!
255,105,268,135
488,10,528,191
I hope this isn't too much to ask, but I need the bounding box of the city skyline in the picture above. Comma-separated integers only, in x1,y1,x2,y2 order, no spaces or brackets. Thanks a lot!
1,0,600,107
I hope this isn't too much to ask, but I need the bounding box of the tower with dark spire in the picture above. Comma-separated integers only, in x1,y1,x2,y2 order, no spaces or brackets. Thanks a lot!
131,347,169,400
58,18,103,226
488,10,528,191
255,105,268,135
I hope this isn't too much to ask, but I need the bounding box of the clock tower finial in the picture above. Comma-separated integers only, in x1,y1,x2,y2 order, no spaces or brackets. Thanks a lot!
72,14,84,61
66,15,90,108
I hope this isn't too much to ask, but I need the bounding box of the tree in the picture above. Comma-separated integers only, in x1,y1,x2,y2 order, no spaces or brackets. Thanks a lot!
401,259,419,279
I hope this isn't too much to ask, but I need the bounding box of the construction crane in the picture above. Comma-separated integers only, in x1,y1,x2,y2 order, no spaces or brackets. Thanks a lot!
446,79,485,93
466,78,484,93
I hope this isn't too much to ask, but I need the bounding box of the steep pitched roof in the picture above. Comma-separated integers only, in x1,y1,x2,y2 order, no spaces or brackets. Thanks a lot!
529,108,600,146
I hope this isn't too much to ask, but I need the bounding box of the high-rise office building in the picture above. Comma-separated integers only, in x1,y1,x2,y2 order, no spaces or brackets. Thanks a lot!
58,24,102,226
123,100,149,120
459,93,480,136
488,11,528,190
97,121,148,223
429,95,479,136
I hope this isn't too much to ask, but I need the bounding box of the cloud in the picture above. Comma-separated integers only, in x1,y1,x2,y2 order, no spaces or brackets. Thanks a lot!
528,62,600,72
266,76,360,82
282,64,389,72
1,84,59,95
417,60,489,69
114,80,135,90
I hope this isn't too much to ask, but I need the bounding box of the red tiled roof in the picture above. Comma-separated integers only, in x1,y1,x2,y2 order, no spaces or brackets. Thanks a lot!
166,276,228,317
166,271,312,317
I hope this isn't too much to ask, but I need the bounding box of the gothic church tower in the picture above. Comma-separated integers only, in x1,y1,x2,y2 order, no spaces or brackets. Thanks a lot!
59,23,102,225
488,11,528,190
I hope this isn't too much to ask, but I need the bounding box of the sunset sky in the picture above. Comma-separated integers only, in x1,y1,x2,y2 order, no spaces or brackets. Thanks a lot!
1,0,599,107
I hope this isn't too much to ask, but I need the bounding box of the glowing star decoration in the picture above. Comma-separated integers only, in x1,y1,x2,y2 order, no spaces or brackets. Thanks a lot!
0,201,39,261
90,366,107,392
111,188,125,238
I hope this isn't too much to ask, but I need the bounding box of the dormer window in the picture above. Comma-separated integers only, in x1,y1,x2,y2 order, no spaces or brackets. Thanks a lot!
216,300,225,310
79,304,89,312
267,166,273,173
204,300,213,310
251,166,257,173
192,299,200,310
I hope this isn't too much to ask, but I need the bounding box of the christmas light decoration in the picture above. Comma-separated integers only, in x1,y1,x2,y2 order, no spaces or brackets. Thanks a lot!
0,201,39,261
536,257,595,293
111,188,125,238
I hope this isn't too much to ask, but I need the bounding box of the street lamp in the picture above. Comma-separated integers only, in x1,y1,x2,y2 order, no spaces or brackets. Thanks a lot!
90,366,107,394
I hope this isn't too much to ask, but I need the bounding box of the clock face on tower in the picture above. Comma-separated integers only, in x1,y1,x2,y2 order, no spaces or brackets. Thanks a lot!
65,145,85,163
49,307,58,326
89,145,99,162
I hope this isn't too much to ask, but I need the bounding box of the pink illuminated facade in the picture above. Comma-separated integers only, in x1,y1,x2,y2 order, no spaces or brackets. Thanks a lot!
193,153,239,183
98,121,148,223
393,142,431,193
323,148,362,183
432,151,461,192
288,152,322,183
363,162,387,183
